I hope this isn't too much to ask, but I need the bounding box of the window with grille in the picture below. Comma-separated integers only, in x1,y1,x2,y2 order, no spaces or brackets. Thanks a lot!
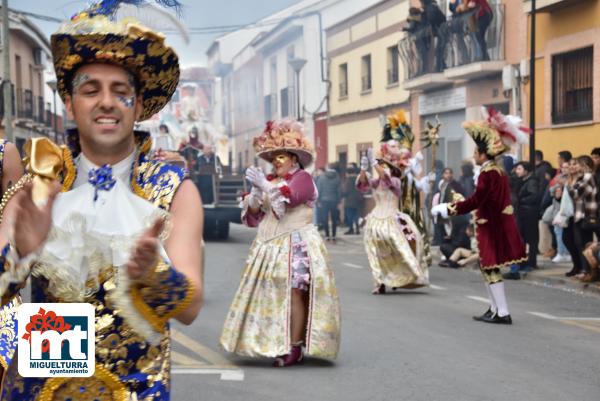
361,55,372,93
339,63,348,98
387,46,399,85
552,47,593,124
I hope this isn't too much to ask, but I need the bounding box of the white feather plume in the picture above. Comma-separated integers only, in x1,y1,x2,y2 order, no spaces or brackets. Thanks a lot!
480,106,529,146
115,3,190,44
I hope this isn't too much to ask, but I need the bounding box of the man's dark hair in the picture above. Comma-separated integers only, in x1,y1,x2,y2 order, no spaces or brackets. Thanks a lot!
516,161,533,173
591,147,600,157
558,150,572,162
159,124,169,133
475,142,493,161
443,167,453,175
535,150,544,161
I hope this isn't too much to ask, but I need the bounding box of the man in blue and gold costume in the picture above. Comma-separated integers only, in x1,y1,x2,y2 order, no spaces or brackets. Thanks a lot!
0,1,204,400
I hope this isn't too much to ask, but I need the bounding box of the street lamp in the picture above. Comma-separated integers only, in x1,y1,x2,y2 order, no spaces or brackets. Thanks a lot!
288,58,307,120
46,80,58,142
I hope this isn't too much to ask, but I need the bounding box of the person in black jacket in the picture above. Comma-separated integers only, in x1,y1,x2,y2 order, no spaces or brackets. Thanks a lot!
514,162,540,272
317,163,342,242
343,164,364,235
420,0,447,71
458,161,475,197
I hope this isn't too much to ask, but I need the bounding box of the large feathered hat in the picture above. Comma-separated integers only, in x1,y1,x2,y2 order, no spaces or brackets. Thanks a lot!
381,109,414,151
51,0,184,121
253,119,315,168
463,107,530,157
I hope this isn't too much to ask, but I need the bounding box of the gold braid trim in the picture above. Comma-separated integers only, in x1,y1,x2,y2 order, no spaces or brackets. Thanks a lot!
130,147,149,201
61,146,76,192
130,276,196,332
480,256,528,271
0,174,33,224
130,284,166,333
39,363,128,401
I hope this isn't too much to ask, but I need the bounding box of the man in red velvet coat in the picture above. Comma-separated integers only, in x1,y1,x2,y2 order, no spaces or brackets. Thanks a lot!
432,108,528,324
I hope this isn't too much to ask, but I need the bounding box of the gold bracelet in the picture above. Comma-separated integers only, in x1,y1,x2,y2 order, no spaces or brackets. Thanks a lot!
0,174,33,224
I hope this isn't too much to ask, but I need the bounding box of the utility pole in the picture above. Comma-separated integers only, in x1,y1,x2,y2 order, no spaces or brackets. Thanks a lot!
529,0,536,168
2,0,12,142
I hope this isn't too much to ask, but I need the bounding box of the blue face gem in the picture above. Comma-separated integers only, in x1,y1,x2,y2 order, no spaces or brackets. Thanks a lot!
118,96,135,108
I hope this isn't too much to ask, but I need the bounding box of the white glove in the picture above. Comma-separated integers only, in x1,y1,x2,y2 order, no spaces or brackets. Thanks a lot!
431,203,449,219
247,186,263,209
367,148,378,167
360,155,369,171
245,166,270,192
409,152,423,176
416,176,430,194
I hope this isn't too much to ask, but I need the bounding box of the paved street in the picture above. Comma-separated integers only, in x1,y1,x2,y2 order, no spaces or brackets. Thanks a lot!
172,225,600,401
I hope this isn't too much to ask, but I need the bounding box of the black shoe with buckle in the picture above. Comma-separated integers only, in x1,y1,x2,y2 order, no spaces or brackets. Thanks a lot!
472,308,494,322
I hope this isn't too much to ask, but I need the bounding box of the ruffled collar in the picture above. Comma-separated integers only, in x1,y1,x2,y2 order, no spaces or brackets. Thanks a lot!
62,129,153,195
74,151,137,189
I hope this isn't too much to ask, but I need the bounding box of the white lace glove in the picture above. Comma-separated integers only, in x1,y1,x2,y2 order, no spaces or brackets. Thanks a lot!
247,186,263,209
367,148,378,167
431,203,449,219
360,155,369,171
245,166,271,193
409,151,423,176
416,176,431,194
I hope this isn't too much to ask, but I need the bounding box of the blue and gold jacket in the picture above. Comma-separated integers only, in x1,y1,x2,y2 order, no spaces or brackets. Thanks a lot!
0,131,195,401
0,139,22,378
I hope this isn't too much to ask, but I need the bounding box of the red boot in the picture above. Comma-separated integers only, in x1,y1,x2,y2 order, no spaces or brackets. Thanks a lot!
273,345,304,367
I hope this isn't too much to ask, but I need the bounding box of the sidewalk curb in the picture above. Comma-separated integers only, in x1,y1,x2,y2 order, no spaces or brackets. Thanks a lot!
457,265,600,299
519,271,600,299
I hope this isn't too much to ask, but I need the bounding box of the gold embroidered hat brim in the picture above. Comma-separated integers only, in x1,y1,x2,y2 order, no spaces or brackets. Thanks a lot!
51,26,179,121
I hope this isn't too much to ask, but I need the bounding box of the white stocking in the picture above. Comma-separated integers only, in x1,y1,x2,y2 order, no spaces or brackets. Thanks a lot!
489,282,510,317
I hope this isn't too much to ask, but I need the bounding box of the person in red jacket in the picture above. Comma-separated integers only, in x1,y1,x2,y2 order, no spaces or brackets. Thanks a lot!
432,107,528,324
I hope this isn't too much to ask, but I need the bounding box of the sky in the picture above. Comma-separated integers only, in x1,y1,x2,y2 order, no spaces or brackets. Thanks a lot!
14,0,300,67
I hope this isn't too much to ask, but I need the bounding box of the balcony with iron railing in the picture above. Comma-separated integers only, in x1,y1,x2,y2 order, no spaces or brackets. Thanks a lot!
443,4,506,80
398,25,451,90
398,4,505,90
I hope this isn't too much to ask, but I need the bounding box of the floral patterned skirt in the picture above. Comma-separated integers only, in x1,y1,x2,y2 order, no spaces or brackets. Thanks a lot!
363,212,429,288
220,225,341,359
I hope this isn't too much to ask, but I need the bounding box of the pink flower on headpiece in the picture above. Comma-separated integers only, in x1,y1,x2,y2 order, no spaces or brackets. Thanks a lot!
290,120,304,133
264,120,274,133
283,137,298,148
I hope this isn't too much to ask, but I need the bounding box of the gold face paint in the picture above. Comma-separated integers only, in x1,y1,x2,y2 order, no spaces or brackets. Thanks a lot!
273,153,292,165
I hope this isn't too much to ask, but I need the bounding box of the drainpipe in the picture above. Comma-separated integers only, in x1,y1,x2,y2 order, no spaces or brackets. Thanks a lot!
529,0,536,168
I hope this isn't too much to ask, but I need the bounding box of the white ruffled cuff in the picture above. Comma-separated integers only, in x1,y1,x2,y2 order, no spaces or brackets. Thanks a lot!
268,182,290,219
